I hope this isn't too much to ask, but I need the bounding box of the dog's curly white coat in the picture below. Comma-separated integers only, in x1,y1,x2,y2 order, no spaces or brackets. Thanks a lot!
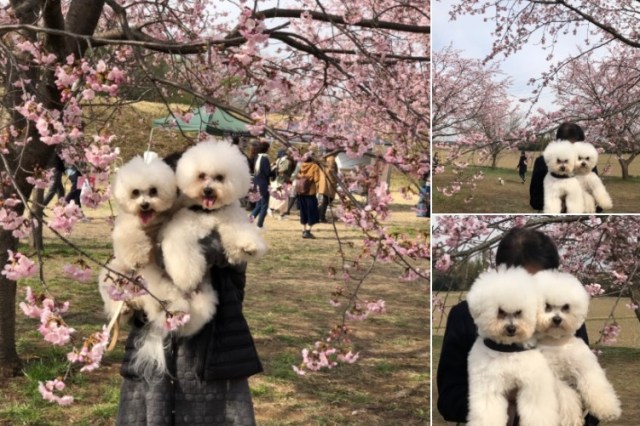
466,267,559,426
98,155,219,379
543,140,585,213
534,270,621,425
572,142,613,213
99,156,178,324
159,140,267,294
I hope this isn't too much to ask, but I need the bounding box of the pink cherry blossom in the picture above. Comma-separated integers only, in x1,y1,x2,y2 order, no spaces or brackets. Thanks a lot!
2,250,36,280
38,379,74,406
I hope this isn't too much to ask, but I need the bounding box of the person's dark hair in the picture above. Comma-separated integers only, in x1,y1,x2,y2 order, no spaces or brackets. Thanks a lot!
257,141,270,154
495,228,560,270
162,151,184,171
556,122,585,142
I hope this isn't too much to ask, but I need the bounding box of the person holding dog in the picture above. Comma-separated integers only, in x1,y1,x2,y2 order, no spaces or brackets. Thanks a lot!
436,227,599,426
529,122,602,213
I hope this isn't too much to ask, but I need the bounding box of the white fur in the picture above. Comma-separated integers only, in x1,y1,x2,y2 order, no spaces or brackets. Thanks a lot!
111,156,177,269
573,142,613,212
99,154,221,378
543,141,584,213
535,270,621,423
160,140,267,293
466,267,559,426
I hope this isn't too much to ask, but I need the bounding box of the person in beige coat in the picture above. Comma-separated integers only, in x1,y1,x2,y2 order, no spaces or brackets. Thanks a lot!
294,157,321,238
317,155,338,223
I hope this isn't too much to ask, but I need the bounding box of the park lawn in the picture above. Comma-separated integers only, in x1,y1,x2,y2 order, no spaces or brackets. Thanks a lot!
0,188,428,425
433,165,640,213
432,293,640,426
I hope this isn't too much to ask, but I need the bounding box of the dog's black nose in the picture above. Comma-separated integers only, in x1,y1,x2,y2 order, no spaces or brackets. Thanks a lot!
203,187,214,196
140,202,150,210
505,325,516,335
552,316,562,325
560,166,566,172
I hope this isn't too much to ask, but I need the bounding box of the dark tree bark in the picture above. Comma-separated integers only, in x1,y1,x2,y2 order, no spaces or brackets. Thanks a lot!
0,0,107,377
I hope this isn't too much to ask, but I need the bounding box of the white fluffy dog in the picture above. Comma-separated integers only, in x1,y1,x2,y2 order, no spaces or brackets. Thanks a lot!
159,140,267,295
535,270,621,424
573,142,613,212
98,155,218,379
543,141,584,213
99,155,178,322
466,267,559,426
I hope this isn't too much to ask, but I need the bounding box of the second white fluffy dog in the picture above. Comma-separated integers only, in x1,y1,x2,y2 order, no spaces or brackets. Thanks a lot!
466,267,559,426
535,270,621,424
160,140,267,293
573,142,613,212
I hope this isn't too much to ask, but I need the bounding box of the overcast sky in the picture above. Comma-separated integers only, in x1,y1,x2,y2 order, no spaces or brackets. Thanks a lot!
432,0,591,112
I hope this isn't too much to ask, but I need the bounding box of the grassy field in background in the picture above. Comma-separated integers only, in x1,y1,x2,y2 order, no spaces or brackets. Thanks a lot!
433,165,640,213
433,149,640,213
0,164,428,422
435,150,640,178
432,292,640,426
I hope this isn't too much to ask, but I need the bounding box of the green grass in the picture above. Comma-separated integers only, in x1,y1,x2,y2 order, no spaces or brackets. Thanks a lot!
433,165,640,213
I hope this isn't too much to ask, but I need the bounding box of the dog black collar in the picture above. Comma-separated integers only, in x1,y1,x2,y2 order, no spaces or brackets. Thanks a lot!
549,172,571,179
188,205,224,213
483,338,533,353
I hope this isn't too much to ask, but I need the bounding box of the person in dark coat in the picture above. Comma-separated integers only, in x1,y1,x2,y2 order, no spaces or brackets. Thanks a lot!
516,151,528,184
436,227,600,426
530,122,601,212
43,154,66,205
116,230,262,426
64,165,83,207
249,141,271,228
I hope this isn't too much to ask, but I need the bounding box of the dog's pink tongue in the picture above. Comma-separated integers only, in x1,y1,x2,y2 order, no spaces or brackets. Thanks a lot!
139,211,155,224
202,197,216,209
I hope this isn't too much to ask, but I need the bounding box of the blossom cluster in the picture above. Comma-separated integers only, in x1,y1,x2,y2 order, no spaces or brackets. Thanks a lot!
19,287,75,346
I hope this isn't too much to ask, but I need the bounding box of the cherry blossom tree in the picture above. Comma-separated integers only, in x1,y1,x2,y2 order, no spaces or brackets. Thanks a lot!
0,0,429,391
432,46,520,199
432,215,640,344
543,46,640,179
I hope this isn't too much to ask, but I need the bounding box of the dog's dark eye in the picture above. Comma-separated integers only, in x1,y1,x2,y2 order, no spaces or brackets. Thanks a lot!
131,189,140,198
498,308,506,318
214,174,224,182
198,172,206,180
149,187,157,196
545,303,552,312
562,304,570,312
514,310,522,317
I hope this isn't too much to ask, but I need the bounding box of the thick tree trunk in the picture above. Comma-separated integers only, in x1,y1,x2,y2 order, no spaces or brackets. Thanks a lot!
0,0,106,375
617,152,637,180
0,231,20,377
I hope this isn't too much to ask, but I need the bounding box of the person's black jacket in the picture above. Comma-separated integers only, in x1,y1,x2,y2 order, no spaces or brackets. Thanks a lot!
529,155,601,212
436,300,598,425
120,231,262,381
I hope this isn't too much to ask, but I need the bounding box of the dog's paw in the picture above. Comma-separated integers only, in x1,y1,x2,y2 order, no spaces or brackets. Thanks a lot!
588,399,621,421
227,238,267,263
598,199,613,210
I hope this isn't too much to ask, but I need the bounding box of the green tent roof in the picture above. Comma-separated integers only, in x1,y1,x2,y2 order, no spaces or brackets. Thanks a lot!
152,106,252,136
